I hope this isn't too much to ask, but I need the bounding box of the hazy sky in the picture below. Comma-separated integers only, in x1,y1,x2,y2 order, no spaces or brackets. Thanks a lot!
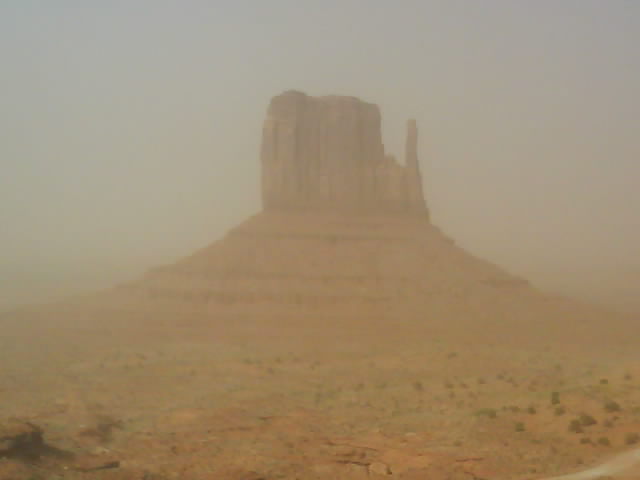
2,0,639,287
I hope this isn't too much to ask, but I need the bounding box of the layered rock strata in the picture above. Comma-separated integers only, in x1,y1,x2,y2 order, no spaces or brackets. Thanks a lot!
65,91,541,324
103,211,530,323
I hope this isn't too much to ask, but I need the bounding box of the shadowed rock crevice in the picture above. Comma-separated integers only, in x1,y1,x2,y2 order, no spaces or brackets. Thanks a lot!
0,420,72,462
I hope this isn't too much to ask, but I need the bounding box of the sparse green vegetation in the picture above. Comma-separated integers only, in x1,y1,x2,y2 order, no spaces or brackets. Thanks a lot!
604,400,621,412
578,413,597,426
568,419,584,433
625,433,640,445
475,408,498,419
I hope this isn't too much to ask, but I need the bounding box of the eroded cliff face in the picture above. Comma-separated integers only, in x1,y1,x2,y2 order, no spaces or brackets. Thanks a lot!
66,90,537,322
260,91,428,215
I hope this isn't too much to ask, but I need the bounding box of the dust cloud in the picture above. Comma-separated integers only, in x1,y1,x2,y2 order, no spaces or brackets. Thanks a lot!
1,2,640,479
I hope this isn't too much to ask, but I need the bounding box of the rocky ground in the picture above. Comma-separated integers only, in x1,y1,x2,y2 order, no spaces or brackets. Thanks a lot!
2,307,640,480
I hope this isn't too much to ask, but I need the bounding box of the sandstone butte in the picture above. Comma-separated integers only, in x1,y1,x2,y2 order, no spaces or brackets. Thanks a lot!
260,90,426,214
4,91,640,480
23,90,621,343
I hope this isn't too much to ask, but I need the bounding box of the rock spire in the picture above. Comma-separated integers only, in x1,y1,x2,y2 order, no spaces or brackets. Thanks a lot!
260,90,428,216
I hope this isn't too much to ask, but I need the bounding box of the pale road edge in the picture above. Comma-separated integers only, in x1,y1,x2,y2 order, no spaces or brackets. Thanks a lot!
539,448,640,480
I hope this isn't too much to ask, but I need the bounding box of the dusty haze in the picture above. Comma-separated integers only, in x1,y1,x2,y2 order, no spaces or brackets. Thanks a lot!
3,4,640,479
1,1,639,312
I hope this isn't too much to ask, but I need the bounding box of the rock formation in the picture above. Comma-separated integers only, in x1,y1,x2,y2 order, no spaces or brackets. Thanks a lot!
58,90,558,326
260,90,428,215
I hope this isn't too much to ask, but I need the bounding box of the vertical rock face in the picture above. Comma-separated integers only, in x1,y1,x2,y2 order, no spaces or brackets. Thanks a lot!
81,89,535,322
260,90,429,216
405,119,427,214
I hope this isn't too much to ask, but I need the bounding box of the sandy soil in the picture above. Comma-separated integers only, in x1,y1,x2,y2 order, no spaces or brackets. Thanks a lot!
2,303,640,480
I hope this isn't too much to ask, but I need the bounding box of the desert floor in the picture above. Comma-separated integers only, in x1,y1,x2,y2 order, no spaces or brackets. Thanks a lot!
2,306,640,480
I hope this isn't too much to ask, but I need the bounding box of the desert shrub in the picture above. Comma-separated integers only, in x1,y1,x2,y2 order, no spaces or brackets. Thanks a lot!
515,422,525,432
554,406,566,416
413,381,423,392
625,433,640,445
475,408,498,419
527,406,537,415
603,419,614,428
477,377,486,385
579,413,597,426
597,437,611,446
568,419,584,433
551,391,561,405
79,414,123,443
579,437,592,444
624,373,633,381
604,400,621,412
600,378,609,385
